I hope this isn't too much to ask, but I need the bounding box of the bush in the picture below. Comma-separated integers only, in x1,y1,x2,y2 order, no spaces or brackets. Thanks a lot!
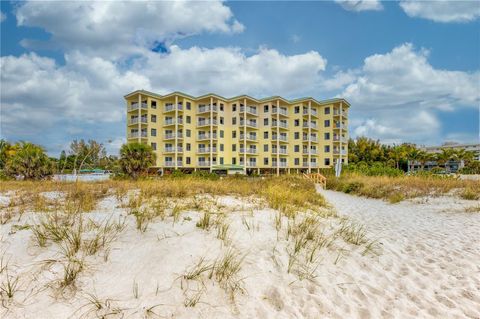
344,162,403,177
458,162,480,175
4,142,54,180
460,188,479,200
192,170,220,180
119,143,156,179
342,181,364,194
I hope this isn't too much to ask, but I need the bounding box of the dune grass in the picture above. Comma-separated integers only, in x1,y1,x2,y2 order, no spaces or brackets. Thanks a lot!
326,173,480,202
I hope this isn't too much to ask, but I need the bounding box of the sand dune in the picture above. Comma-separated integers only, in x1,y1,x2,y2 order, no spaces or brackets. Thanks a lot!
1,189,479,318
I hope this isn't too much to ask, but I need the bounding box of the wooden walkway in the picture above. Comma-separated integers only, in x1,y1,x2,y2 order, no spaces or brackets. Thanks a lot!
303,173,327,189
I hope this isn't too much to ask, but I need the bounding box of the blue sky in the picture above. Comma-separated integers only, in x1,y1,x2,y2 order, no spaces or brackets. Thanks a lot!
1,0,479,155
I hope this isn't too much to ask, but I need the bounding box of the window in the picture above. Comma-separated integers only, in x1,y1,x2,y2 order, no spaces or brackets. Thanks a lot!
186,116,191,124
264,158,269,165
151,128,157,136
264,131,269,139
294,119,300,127
232,157,236,165
264,144,268,152
186,102,191,110
324,132,330,140
324,158,331,166
325,107,330,115
294,145,300,152
295,158,300,165
264,105,269,112
294,132,300,140
151,115,156,123
233,104,237,112
324,145,330,153
220,104,224,111
218,157,223,165
294,106,300,114
151,101,157,109
220,144,224,151
232,117,237,125
324,120,330,127
220,130,224,138
151,142,157,150
232,131,237,138
220,117,224,125
186,143,191,151
186,129,191,137
186,157,191,164
232,144,237,152
264,118,269,126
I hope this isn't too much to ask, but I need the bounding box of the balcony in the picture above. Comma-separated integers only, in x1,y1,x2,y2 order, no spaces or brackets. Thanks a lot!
272,107,288,116
128,102,148,112
272,135,288,142
272,148,288,154
197,105,217,114
334,123,346,130
245,162,257,167
333,149,347,155
197,161,216,167
272,121,288,129
197,119,217,127
197,133,217,141
334,109,348,118
164,119,183,126
240,120,257,128
239,148,257,155
302,149,318,155
128,131,147,139
303,162,318,167
302,109,318,117
272,162,288,168
240,106,258,115
163,147,183,153
165,104,183,112
164,133,183,140
197,147,217,154
128,117,147,125
303,122,318,129
240,134,257,141
164,161,183,167
303,135,318,142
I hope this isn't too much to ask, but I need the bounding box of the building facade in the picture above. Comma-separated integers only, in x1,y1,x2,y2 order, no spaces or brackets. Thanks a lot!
125,90,349,174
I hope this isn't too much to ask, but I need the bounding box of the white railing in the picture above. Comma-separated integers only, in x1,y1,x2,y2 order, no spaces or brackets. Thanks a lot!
240,120,257,128
240,106,258,115
272,107,288,116
128,117,147,125
197,105,217,113
272,135,288,141
197,161,217,167
165,104,183,112
164,133,183,140
197,119,218,126
334,123,346,129
272,121,288,128
333,149,347,155
164,119,183,125
240,134,257,140
197,147,217,153
164,147,183,153
128,131,147,138
197,133,217,140
272,148,287,154
165,161,183,167
129,102,148,111
240,148,257,154
245,162,257,167
272,162,288,167
303,149,318,154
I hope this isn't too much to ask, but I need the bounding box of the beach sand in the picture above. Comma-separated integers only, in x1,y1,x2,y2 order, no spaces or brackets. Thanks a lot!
1,189,479,318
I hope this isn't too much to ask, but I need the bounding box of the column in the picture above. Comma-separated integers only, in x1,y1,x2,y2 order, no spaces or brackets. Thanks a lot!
276,100,280,176
243,98,247,173
308,101,312,174
138,94,141,143
210,97,214,172
174,95,178,170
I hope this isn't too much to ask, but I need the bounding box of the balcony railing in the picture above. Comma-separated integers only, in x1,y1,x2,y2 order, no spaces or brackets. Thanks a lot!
164,161,183,167
303,122,317,129
165,104,183,112
334,123,346,129
197,119,217,127
164,133,183,140
240,106,258,115
334,109,348,117
239,148,257,154
197,161,216,167
272,121,288,128
333,149,347,155
164,147,183,153
240,120,257,128
303,162,318,167
164,119,183,126
245,162,257,167
128,131,147,138
303,149,318,155
303,135,318,142
272,162,288,167
197,147,217,154
197,105,217,113
128,117,148,125
129,102,148,111
240,134,257,141
272,135,288,141
197,133,217,140
272,107,288,116
272,148,288,154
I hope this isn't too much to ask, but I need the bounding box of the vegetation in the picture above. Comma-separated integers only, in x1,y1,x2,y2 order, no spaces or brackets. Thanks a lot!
119,142,156,179
3,142,54,180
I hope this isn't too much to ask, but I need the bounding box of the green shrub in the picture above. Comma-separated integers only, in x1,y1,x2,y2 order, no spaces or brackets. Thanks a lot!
342,181,364,194
460,188,479,200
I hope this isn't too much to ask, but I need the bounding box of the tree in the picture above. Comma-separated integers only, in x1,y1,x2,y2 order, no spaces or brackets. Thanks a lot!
388,145,407,169
454,149,475,169
0,139,14,169
435,149,455,172
348,137,386,164
417,150,432,171
4,142,54,180
119,143,156,179
69,139,107,173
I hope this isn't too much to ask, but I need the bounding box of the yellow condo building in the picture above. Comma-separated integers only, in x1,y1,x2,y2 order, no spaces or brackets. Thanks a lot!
125,90,349,175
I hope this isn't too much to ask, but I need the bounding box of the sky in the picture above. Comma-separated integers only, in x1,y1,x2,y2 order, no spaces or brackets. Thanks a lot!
0,0,479,156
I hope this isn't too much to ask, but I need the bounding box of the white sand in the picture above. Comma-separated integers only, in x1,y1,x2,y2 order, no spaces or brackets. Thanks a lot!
1,189,479,318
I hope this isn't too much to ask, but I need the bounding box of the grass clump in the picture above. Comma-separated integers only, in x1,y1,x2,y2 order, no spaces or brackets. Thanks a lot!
460,187,479,200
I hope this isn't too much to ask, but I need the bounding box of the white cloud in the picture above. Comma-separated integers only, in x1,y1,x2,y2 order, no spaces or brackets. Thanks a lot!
135,45,327,97
0,11,6,22
335,43,479,144
335,0,383,12
15,1,244,59
399,0,480,23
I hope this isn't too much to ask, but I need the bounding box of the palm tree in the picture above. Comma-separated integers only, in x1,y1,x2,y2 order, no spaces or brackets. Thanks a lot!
4,142,54,180
119,142,156,179
389,145,406,169
435,149,455,172
417,150,431,171
407,147,422,173
454,149,475,169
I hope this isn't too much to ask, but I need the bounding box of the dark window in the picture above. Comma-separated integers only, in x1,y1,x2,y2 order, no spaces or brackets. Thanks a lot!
186,157,191,164
325,107,330,115
220,144,224,151
264,118,269,126
151,142,157,150
294,132,300,139
186,102,191,110
151,101,157,109
186,143,191,151
294,106,300,114
264,105,269,112
186,129,191,137
324,145,330,153
324,120,330,127
324,132,330,140
232,157,236,165
264,157,269,165
232,117,237,125
186,116,191,124
294,119,299,127
232,131,237,138
325,158,330,165
294,145,300,152
264,131,268,139
220,104,224,111
264,144,268,152
220,157,224,164
220,130,224,138
295,158,300,165
151,129,157,136
232,144,236,152
233,104,237,112
151,115,156,123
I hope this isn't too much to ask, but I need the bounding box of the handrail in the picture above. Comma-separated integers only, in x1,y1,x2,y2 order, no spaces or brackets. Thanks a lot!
303,173,327,189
